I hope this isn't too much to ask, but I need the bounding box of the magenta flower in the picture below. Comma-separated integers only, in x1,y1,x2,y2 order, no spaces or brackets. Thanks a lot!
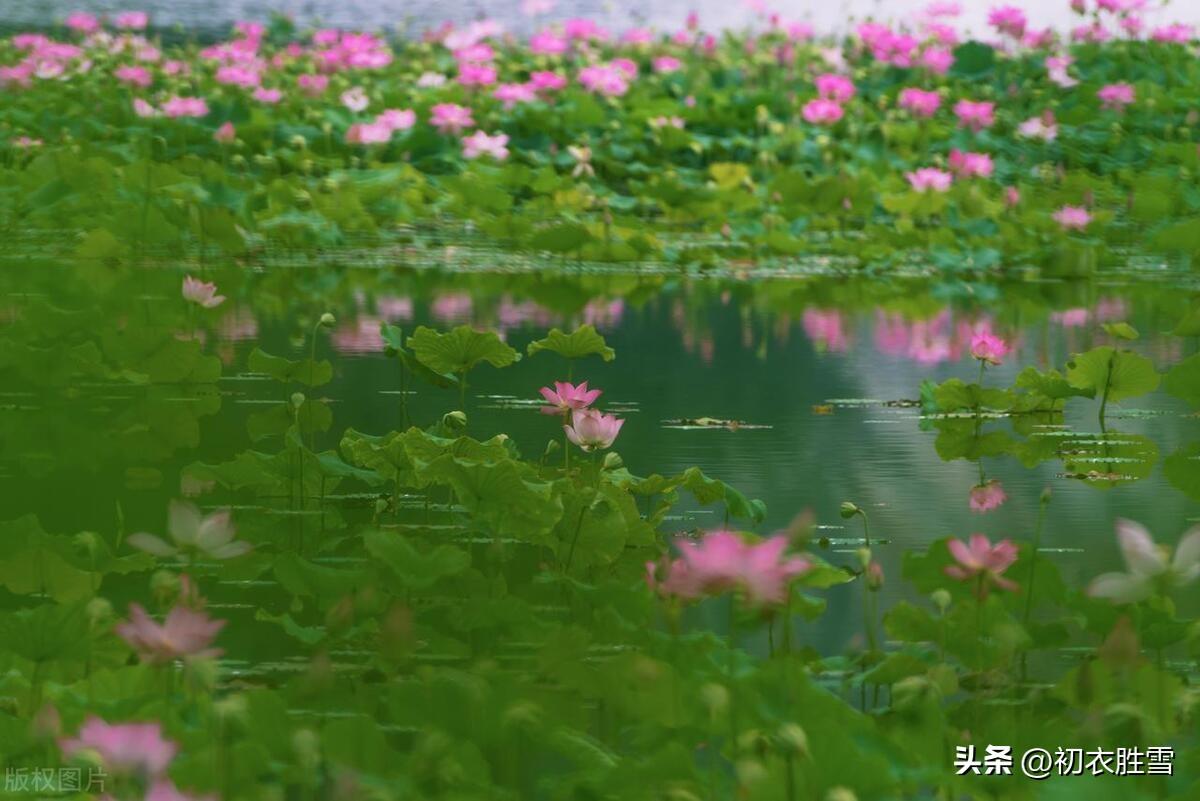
253,87,283,104
64,12,100,34
954,100,995,131
1151,24,1193,44
182,276,225,308
115,11,149,30
115,65,152,88
948,149,994,179
905,167,952,193
814,73,855,102
345,121,393,145
647,530,811,607
944,534,1019,596
462,130,509,161
60,718,177,777
969,330,1009,365
1004,186,1020,208
375,108,416,132
1053,205,1091,231
529,70,568,92
969,480,1008,513
431,103,475,134
578,63,631,97
564,408,624,452
653,56,683,74
898,87,941,118
1097,82,1135,110
116,604,225,664
213,122,235,144
493,82,537,108
988,5,1027,38
539,381,601,416
920,48,955,75
297,73,329,96
162,96,209,119
801,98,844,125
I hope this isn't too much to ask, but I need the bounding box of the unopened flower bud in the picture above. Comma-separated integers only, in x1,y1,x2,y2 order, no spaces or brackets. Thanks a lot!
777,723,809,757
931,589,952,612
839,501,861,519
318,312,336,328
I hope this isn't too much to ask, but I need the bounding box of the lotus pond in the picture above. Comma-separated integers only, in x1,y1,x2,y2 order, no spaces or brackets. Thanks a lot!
3,4,1200,801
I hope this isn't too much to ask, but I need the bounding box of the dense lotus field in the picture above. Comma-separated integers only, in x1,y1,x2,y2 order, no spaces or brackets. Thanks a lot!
3,2,1200,801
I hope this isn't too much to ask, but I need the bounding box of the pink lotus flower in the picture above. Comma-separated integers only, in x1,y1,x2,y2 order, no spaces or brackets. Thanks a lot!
1045,55,1078,87
253,86,283,103
375,108,416,132
1089,519,1200,603
213,122,235,144
462,130,509,160
493,82,537,108
530,30,569,55
457,62,498,87
114,12,149,30
1004,186,1020,207
905,167,952,193
1017,112,1057,141
1151,24,1193,44
1053,205,1091,230
564,408,623,451
182,276,225,308
128,499,250,560
801,98,844,125
529,70,567,92
953,100,995,131
647,530,811,606
116,604,225,663
578,63,630,96
540,381,601,415
115,64,152,87
341,86,369,112
162,96,209,119
431,103,475,134
948,149,994,179
969,330,1009,365
898,87,941,118
653,56,682,74
132,97,157,117
297,73,329,96
988,5,1027,39
64,12,100,34
944,534,1019,596
969,480,1008,513
814,73,855,102
1097,82,1134,110
60,718,176,777
345,121,392,145
920,47,955,75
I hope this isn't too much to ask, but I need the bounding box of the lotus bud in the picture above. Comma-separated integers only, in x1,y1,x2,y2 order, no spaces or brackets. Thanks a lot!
931,589,952,612
700,682,729,716
825,787,858,801
291,392,306,408
602,452,623,470
32,704,62,739
85,597,113,626
442,410,467,433
290,134,307,150
866,561,884,591
318,312,336,328
374,497,388,517
1040,486,1053,504
839,501,861,519
502,700,543,730
855,546,871,569
150,569,180,604
777,722,809,757
735,758,767,787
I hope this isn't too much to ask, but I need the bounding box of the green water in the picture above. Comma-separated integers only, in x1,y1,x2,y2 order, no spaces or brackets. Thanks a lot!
3,255,1199,669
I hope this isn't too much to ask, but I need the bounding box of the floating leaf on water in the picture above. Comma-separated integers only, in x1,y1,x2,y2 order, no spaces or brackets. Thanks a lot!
660,417,771,430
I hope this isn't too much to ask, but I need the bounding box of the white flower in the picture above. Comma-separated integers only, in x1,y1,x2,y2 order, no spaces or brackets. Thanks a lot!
1088,519,1200,603
128,500,251,560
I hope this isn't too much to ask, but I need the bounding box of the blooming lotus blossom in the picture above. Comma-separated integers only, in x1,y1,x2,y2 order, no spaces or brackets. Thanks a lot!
1151,24,1193,44
801,98,843,125
1089,519,1200,603
970,331,1009,365
653,56,682,74
297,73,328,95
1018,112,1057,141
345,122,391,144
493,82,537,108
430,103,474,134
814,73,855,102
128,499,249,559
213,122,235,144
905,167,952,193
529,70,567,92
1053,205,1091,230
115,11,149,30
116,604,225,663
564,408,623,451
988,6,1028,39
132,97,157,117
457,62,498,87
416,71,447,88
114,64,152,87
462,130,509,160
969,480,1008,513
530,30,569,55
948,149,994,179
647,530,811,606
944,534,1019,596
569,144,594,177
898,87,941,118
375,108,416,132
181,276,225,308
161,96,208,118
341,86,369,112
1097,82,1135,110
539,381,601,416
920,48,955,74
578,63,630,96
64,12,100,34
60,718,176,777
953,100,995,131
253,86,282,103
1004,186,1020,207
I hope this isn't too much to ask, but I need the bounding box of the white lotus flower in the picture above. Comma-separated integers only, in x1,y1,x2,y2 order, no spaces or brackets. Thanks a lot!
128,500,251,561
1088,519,1200,603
